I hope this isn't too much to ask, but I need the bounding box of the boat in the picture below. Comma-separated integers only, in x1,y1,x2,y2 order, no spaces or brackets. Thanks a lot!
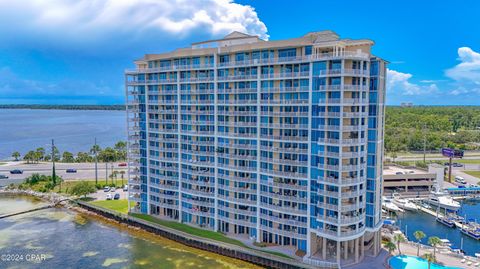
382,197,404,213
460,227,480,240
426,194,461,211
439,238,452,247
436,216,455,228
392,197,418,211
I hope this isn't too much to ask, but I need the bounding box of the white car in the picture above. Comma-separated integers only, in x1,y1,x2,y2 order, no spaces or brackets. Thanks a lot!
455,176,466,184
106,194,112,200
123,185,128,191
110,187,116,192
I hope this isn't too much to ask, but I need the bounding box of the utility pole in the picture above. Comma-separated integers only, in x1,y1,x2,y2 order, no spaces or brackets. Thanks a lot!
94,138,98,185
105,162,108,184
51,139,56,186
423,123,427,163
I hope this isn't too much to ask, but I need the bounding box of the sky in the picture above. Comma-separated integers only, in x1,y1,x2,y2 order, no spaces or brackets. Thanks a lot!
0,0,479,105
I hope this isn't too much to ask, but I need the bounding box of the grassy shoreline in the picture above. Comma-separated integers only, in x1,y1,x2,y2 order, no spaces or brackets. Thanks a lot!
87,199,292,259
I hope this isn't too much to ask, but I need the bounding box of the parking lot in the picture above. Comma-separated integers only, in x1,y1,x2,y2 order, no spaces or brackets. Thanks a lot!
90,186,128,201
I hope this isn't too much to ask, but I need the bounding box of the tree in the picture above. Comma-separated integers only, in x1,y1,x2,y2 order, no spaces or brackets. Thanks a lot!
62,151,75,163
393,234,406,255
114,141,127,161
428,236,442,259
23,151,36,164
422,253,436,269
35,147,45,162
11,151,20,161
70,181,96,198
99,147,117,163
414,230,426,256
384,241,396,255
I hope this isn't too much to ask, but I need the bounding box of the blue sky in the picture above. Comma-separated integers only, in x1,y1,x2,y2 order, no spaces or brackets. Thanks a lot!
0,0,479,105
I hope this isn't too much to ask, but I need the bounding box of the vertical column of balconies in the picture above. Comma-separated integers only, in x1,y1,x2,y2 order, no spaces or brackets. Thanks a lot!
216,62,259,238
311,55,370,246
258,58,310,248
147,69,180,219
126,73,142,213
179,62,216,229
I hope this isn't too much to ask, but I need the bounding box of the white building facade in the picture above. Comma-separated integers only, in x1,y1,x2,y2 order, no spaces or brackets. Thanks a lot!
126,31,386,267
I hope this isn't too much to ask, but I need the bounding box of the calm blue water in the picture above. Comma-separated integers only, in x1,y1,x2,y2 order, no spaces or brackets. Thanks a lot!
0,109,126,160
389,255,462,269
396,199,480,256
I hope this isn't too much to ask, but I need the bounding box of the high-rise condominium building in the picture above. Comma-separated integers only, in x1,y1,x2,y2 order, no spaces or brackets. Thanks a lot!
125,31,386,267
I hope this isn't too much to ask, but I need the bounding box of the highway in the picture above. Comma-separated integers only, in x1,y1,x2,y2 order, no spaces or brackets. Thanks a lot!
0,161,127,186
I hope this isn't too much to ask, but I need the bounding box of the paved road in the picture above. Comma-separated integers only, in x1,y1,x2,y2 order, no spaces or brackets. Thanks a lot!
0,161,127,186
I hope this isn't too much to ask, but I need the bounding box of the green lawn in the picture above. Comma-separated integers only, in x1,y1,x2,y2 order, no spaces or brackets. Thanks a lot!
88,201,291,259
130,213,291,259
90,199,129,214
131,213,246,246
464,171,480,178
458,159,480,164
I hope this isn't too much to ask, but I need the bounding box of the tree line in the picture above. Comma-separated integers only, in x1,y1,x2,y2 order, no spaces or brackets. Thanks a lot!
385,106,480,153
11,141,127,163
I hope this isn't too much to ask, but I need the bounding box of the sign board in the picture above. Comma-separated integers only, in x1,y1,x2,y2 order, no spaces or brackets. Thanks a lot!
441,148,464,158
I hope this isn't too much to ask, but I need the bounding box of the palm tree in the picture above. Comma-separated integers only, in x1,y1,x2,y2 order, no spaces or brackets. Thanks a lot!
422,253,436,269
384,241,397,255
119,170,125,186
394,234,406,255
11,151,20,161
428,236,442,259
414,230,426,256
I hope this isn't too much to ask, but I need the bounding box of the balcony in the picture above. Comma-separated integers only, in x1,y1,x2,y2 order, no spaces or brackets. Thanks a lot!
217,74,257,81
218,215,256,227
260,202,306,215
261,225,307,240
218,194,256,206
262,181,308,191
260,214,307,227
260,71,309,79
316,68,369,77
218,204,257,217
261,87,309,93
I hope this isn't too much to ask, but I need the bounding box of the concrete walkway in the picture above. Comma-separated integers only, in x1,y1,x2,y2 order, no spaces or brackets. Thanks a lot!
345,249,388,269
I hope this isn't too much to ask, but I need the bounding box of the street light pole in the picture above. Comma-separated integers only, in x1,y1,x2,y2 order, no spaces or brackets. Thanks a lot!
51,139,56,186
94,137,98,185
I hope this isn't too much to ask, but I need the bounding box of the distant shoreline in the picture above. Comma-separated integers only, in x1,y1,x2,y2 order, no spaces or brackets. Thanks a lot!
0,104,125,111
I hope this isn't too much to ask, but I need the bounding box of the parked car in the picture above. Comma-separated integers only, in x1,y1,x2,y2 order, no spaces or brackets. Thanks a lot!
123,185,128,192
66,168,77,173
110,187,116,192
118,163,127,167
455,176,467,184
0,174,8,179
452,163,463,167
458,185,466,189
114,193,120,200
103,186,110,192
106,194,112,200
395,171,404,175
9,169,23,174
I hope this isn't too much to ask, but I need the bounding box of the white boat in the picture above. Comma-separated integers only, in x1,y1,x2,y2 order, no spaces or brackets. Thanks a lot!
382,197,404,213
426,195,461,211
393,198,418,211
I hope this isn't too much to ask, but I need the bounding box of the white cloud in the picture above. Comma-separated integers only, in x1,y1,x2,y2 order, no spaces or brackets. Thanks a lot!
0,0,268,42
386,69,438,95
445,47,480,85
